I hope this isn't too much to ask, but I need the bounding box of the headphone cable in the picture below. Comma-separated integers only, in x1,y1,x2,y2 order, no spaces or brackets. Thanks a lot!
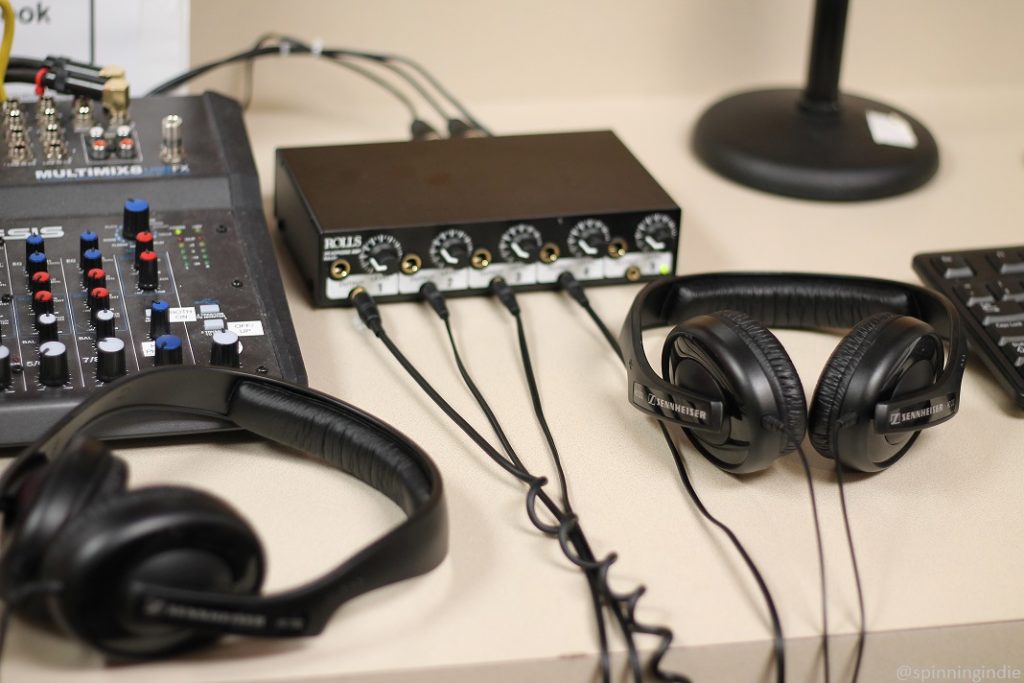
356,286,689,683
832,423,866,683
0,581,62,679
558,272,788,683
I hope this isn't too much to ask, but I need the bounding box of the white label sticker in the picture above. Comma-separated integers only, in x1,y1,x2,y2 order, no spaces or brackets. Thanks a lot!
169,307,197,322
866,110,918,149
141,341,156,358
325,273,399,300
468,262,537,289
226,321,265,337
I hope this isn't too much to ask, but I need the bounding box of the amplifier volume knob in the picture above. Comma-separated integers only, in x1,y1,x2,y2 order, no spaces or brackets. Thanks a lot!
30,271,52,294
154,334,183,366
25,234,45,260
93,308,116,339
32,291,54,316
81,248,103,273
27,251,48,276
79,231,99,264
359,235,402,274
39,341,69,387
96,337,127,383
568,219,611,258
138,250,159,290
209,330,241,368
36,312,59,343
122,198,150,240
150,299,171,339
85,268,107,292
634,214,678,253
499,224,543,264
88,287,111,315
0,344,11,389
430,229,473,269
134,231,155,264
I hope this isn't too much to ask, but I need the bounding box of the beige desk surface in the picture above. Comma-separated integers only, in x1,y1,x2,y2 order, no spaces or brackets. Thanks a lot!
5,86,1024,681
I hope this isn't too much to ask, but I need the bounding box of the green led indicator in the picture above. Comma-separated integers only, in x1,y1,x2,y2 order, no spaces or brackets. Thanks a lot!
659,264,671,275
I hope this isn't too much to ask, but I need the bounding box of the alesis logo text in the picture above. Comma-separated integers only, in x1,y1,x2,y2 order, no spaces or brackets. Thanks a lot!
889,398,956,426
0,226,65,240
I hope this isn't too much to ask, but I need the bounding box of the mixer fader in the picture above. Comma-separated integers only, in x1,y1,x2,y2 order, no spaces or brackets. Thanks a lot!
0,93,305,446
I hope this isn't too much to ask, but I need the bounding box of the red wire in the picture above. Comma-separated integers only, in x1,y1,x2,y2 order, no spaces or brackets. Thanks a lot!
34,67,49,96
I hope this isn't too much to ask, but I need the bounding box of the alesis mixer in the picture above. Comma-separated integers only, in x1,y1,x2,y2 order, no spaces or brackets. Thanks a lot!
0,92,305,447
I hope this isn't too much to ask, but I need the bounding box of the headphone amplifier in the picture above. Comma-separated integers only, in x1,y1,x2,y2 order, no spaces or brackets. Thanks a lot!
274,131,682,306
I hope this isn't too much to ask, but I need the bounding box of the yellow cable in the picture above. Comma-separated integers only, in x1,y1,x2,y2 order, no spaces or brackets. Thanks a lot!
0,0,15,101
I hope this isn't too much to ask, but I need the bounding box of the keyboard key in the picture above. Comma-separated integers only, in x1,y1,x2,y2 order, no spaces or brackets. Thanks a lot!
989,249,1024,275
974,301,1024,326
1002,341,1024,369
935,254,974,279
956,282,995,306
988,319,1024,345
990,279,1024,302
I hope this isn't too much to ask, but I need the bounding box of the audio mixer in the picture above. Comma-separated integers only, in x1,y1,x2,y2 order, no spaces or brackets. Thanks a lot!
0,92,305,447
275,131,681,306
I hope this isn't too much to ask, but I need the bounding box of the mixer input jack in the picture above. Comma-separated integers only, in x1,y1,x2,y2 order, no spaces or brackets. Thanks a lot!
471,248,492,269
401,253,422,275
608,238,628,258
539,243,561,264
625,265,642,282
329,259,351,280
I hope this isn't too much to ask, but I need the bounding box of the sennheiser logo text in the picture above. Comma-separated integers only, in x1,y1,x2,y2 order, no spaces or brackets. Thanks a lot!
889,399,955,426
647,394,707,422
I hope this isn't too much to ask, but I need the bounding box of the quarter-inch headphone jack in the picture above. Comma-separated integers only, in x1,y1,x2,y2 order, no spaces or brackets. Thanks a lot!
350,287,384,336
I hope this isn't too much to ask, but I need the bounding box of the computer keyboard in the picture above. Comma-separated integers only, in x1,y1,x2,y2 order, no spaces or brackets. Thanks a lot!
913,245,1024,409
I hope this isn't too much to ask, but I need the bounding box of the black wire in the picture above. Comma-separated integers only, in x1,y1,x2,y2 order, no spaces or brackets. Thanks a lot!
372,324,688,683
150,40,420,122
663,423,786,683
834,453,866,683
797,444,831,683
562,284,786,683
438,318,614,681
511,312,573,512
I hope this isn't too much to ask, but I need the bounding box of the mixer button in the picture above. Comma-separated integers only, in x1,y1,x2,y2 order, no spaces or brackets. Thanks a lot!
96,337,127,382
209,330,240,368
138,250,159,290
26,251,48,276
154,334,183,366
123,198,150,239
36,312,59,343
38,341,69,387
150,299,171,339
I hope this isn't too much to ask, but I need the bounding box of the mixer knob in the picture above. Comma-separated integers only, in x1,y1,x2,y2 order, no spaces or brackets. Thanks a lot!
30,271,51,294
634,214,678,253
209,330,241,368
32,290,54,316
134,231,155,264
39,341,69,387
25,234,44,260
36,312,59,343
122,198,150,240
84,268,106,292
96,337,127,382
0,344,11,389
138,250,159,290
79,231,99,264
149,299,171,339
81,248,103,273
93,308,116,339
26,251,48,276
154,334,183,366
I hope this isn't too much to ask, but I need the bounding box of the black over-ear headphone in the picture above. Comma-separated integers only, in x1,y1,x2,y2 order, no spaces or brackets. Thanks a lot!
0,367,447,660
620,273,967,473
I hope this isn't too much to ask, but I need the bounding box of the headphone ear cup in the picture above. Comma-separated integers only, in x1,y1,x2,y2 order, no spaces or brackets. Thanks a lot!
0,437,127,616
40,486,265,659
809,312,943,472
665,310,806,473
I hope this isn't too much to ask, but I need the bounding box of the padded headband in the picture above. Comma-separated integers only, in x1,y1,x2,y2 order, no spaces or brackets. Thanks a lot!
0,367,448,637
621,273,967,432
